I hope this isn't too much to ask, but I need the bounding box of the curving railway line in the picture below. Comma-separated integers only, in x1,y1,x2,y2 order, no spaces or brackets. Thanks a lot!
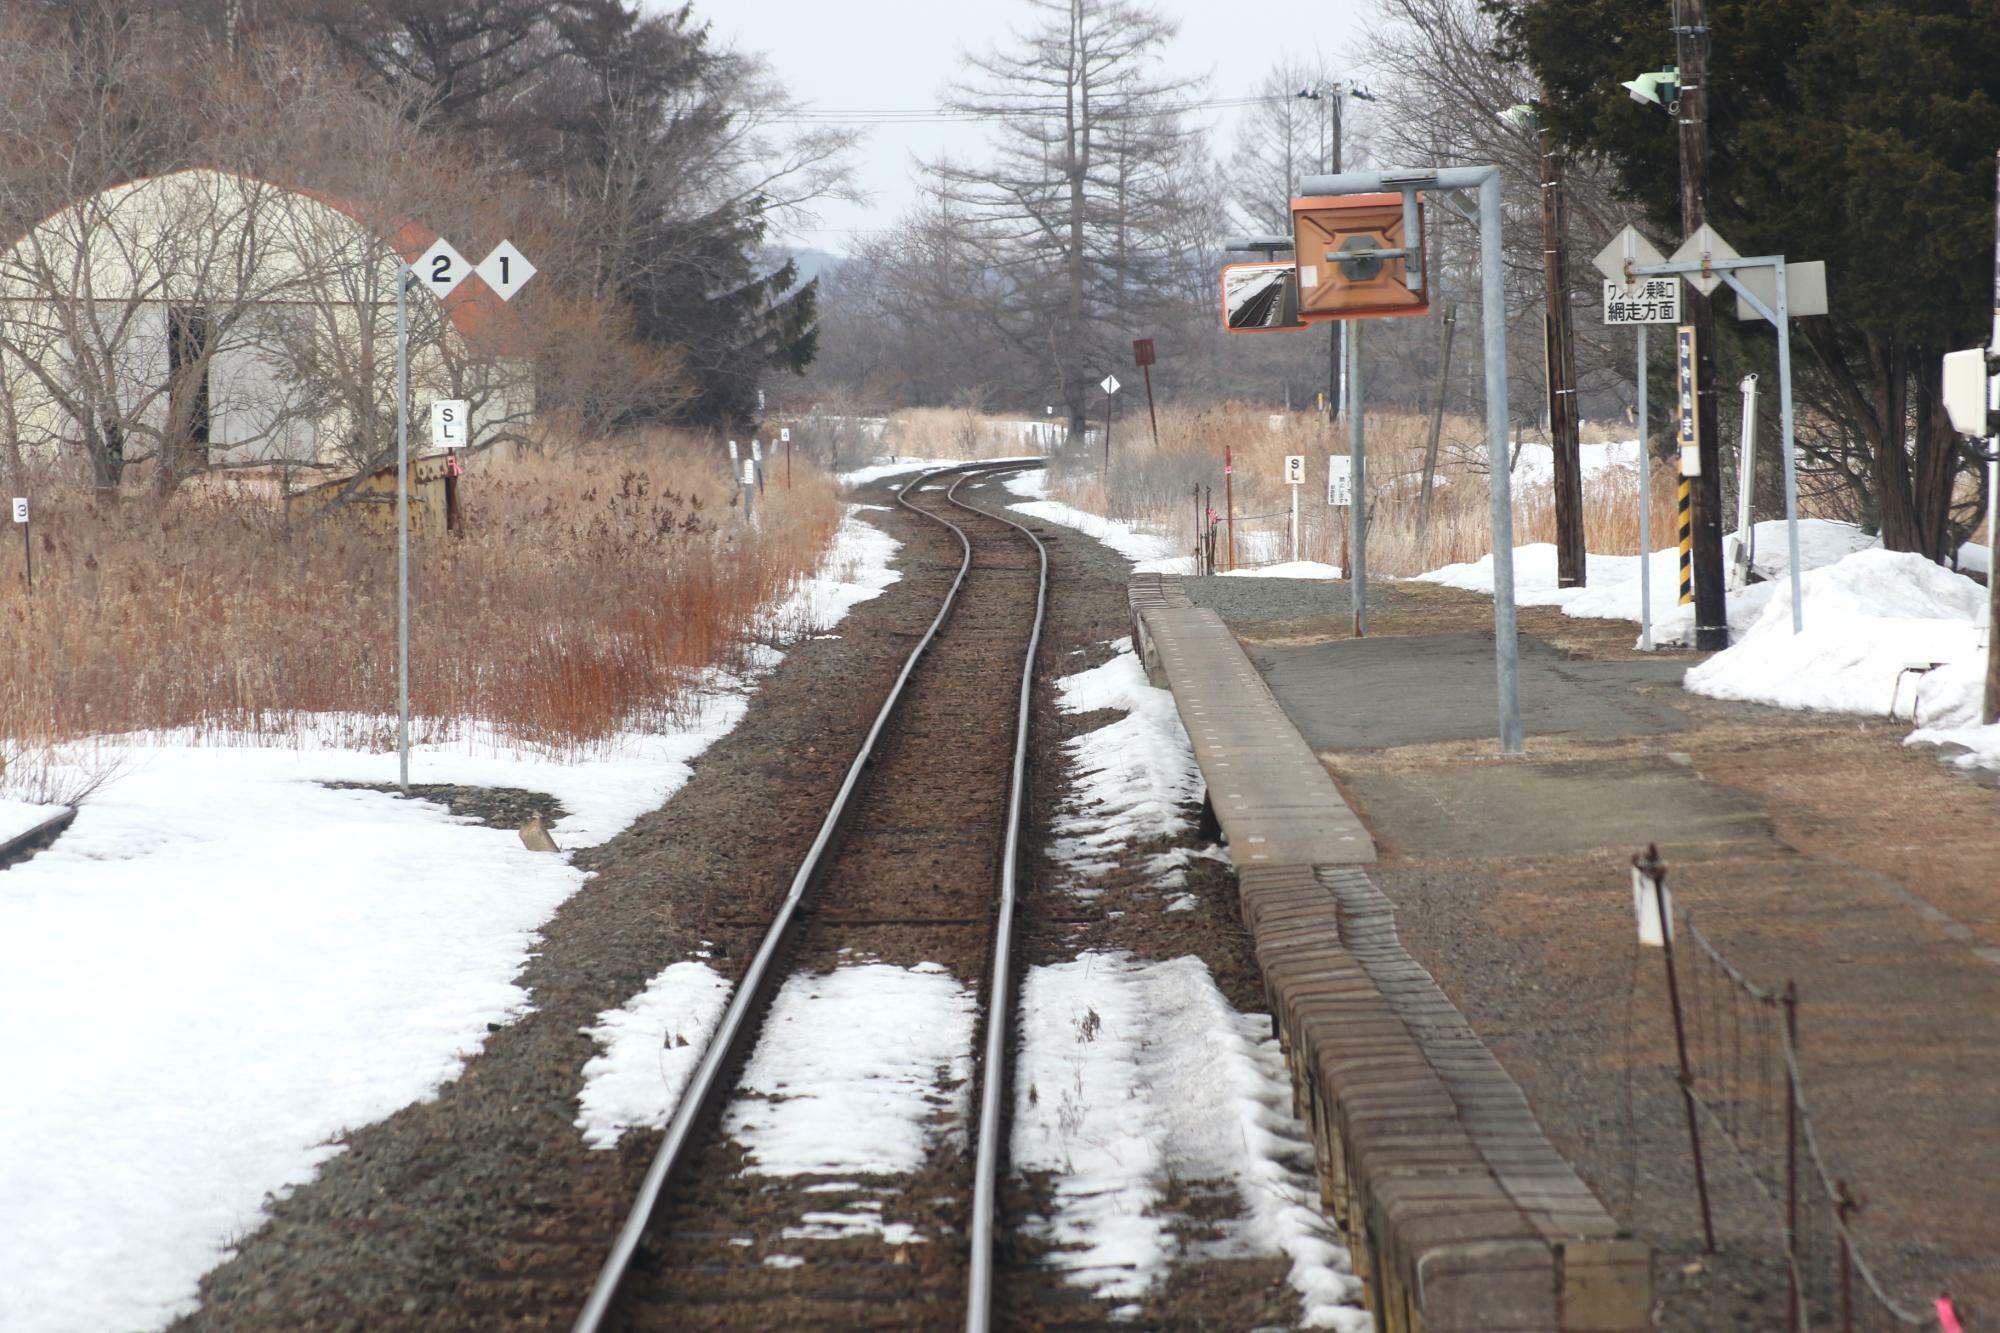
573,461,1048,1333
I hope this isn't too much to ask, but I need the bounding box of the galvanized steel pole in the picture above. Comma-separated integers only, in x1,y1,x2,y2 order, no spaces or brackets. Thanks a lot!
1774,260,1803,633
1639,325,1653,651
1349,324,1366,636
1481,169,1524,753
396,264,411,794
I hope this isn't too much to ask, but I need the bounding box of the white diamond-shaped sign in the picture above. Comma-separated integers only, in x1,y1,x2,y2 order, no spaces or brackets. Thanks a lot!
1670,223,1739,296
1101,374,1121,395
1591,225,1667,291
476,240,536,301
414,237,470,299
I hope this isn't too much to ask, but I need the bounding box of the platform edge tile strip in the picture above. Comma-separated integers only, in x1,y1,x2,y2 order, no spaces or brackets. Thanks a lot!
1127,574,1375,867
1130,575,1652,1332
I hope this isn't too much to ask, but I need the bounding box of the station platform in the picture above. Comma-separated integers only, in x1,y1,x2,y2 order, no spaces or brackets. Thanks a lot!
1128,572,1651,1333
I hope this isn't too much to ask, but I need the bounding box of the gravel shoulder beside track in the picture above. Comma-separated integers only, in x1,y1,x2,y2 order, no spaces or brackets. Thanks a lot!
175,470,1354,1331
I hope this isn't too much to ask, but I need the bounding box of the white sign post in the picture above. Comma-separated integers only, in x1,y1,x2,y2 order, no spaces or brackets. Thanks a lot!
430,399,468,450
1599,222,1815,637
1326,456,1353,508
1593,228,1677,652
1284,454,1305,563
11,497,27,592
1100,375,1121,479
395,239,536,792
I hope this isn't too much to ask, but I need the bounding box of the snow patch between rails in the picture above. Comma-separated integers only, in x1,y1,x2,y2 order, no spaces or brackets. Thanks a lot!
1014,952,1367,1330
1001,470,1193,574
0,507,902,1333
1049,639,1206,892
724,962,976,1177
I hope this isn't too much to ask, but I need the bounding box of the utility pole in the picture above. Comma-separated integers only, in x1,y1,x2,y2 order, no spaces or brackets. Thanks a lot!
1677,0,1728,649
1540,92,1587,587
1985,147,2000,724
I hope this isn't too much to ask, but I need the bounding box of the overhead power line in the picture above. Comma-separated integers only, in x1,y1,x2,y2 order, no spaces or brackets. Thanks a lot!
763,93,1293,125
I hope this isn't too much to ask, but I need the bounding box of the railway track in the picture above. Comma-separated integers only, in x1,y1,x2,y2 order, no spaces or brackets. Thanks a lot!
573,461,1049,1333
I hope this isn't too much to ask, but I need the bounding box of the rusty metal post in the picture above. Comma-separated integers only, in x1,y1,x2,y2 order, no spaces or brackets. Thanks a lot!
1785,980,1802,1332
1203,485,1213,574
1142,362,1160,449
1193,485,1202,574
1645,846,1716,1253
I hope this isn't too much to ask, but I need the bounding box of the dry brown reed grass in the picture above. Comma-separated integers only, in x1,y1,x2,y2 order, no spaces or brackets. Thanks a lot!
0,430,841,759
1048,403,1680,576
878,406,1058,461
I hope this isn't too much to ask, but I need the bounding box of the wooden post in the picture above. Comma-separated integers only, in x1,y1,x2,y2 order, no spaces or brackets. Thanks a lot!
1540,103,1586,588
1417,304,1458,546
1678,0,1729,649
1986,148,2000,724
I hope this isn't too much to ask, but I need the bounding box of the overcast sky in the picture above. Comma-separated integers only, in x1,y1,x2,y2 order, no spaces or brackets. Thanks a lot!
692,0,1385,255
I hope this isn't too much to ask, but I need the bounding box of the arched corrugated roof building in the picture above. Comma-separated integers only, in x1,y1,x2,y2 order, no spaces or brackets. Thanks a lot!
0,166,533,476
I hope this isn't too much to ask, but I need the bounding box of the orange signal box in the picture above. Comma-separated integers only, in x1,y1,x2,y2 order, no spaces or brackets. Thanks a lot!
1291,192,1428,321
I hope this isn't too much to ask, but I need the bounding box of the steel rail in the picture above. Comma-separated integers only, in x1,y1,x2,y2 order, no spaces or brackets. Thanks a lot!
947,468,1048,1333
572,459,1047,1333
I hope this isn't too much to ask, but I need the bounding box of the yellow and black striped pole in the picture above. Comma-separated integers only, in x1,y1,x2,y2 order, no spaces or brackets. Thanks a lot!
1678,477,1694,604
1675,324,1700,606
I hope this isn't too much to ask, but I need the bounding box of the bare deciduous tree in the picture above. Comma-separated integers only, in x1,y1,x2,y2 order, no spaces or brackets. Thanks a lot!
928,0,1207,445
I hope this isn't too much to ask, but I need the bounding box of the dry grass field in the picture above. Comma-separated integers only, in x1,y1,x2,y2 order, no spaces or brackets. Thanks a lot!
0,431,840,774
882,403,1682,574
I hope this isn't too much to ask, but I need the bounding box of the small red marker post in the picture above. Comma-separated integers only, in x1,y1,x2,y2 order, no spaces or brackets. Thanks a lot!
1133,338,1159,449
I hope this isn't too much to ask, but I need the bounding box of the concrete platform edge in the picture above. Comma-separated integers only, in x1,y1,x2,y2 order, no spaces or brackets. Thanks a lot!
1129,572,1653,1332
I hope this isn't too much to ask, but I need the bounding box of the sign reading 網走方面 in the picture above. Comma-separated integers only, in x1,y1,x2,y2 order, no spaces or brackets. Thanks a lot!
1603,278,1680,325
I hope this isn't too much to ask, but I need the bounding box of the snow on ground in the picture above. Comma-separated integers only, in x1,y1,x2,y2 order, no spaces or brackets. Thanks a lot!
723,960,976,1177
1000,470,1194,574
1509,437,1646,485
573,960,732,1149
1049,641,1205,900
0,798,65,844
0,507,902,1333
1417,518,1878,646
1685,549,1989,725
1024,644,1364,1326
836,455,1040,487
1014,952,1367,1330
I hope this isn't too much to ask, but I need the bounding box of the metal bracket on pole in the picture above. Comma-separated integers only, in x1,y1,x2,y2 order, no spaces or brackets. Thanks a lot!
1224,234,1295,257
